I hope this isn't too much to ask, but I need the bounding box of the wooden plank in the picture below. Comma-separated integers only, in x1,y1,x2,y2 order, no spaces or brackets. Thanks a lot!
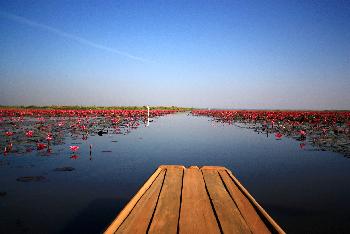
225,169,285,234
202,169,251,234
159,165,185,170
149,167,183,234
188,166,199,169
179,167,221,234
219,170,271,233
201,166,227,171
115,169,166,233
104,167,164,234
105,165,284,234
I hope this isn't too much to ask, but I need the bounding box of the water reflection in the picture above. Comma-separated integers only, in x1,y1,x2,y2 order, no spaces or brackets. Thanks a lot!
0,113,349,233
193,110,350,158
0,109,175,156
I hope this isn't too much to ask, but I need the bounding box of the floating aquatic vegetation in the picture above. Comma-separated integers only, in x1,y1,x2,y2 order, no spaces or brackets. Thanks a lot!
275,132,283,140
16,176,46,182
54,166,75,171
36,143,47,150
70,155,79,160
192,110,350,157
0,108,177,155
69,145,80,152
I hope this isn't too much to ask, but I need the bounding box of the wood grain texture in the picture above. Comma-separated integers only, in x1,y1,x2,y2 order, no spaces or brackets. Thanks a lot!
202,169,251,234
104,167,163,234
105,165,285,234
159,165,185,170
116,170,166,234
178,167,221,234
219,170,271,234
201,166,227,171
149,167,183,234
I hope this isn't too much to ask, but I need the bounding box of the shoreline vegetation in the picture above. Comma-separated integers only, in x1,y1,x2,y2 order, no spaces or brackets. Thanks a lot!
1,107,349,157
0,105,194,111
0,108,178,155
192,110,350,157
0,106,348,112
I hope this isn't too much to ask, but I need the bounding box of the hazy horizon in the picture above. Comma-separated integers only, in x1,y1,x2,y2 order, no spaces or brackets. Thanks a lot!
1,1,349,109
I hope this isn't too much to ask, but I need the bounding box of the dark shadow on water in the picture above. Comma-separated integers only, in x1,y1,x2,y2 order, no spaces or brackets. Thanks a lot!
267,204,350,234
60,198,128,234
266,203,318,218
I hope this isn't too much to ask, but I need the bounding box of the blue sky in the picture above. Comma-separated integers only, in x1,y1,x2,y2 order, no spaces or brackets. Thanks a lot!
0,0,349,109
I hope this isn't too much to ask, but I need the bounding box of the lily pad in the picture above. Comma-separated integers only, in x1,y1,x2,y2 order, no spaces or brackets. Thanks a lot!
54,166,75,172
16,176,46,182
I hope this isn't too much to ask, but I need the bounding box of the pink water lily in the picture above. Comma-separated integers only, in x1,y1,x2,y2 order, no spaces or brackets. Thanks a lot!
37,143,47,150
70,146,79,152
46,134,53,141
70,155,79,160
5,131,14,137
25,130,34,137
275,133,283,139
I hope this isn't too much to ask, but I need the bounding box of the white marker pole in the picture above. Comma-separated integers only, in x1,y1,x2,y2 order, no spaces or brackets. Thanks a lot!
146,105,150,127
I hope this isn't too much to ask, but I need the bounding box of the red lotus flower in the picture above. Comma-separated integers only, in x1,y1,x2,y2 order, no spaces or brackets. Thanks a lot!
70,155,79,160
25,130,34,137
275,133,283,139
5,131,14,137
37,143,47,150
46,134,53,141
299,130,306,136
70,146,79,152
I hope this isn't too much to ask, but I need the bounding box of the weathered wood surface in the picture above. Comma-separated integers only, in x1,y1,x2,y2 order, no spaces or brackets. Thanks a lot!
149,167,183,233
179,166,221,234
105,165,285,234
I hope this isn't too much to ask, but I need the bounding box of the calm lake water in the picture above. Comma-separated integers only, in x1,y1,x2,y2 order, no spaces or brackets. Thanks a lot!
1,113,349,233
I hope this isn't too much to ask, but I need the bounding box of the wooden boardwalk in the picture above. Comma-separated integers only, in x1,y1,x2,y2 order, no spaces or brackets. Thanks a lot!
105,165,285,234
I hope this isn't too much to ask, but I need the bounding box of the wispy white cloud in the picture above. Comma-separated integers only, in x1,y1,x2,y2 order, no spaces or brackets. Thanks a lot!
0,11,150,63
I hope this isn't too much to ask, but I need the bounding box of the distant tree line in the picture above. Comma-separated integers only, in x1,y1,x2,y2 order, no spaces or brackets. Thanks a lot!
0,105,195,111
